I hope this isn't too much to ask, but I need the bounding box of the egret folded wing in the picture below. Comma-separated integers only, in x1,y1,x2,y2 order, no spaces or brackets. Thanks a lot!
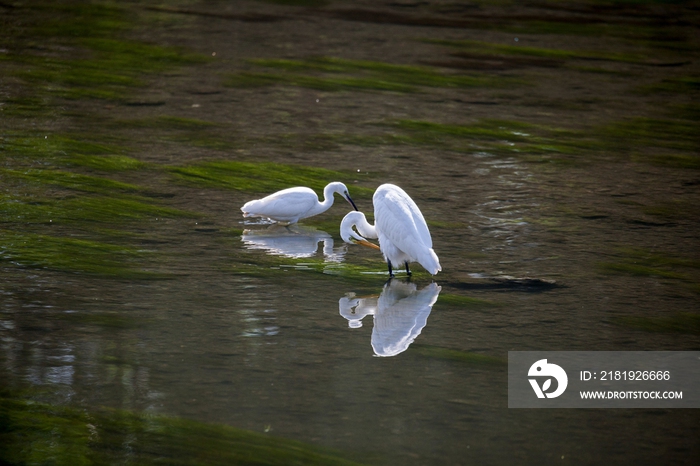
375,188,433,255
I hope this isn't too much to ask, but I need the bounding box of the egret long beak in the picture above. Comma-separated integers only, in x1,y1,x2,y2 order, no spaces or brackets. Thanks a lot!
353,238,380,250
345,194,358,211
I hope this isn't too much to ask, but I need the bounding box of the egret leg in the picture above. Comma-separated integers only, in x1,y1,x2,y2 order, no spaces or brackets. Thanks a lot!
387,260,394,277
405,262,412,276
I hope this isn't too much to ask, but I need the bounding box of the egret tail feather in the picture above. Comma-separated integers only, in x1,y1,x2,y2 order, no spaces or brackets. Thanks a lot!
419,248,441,275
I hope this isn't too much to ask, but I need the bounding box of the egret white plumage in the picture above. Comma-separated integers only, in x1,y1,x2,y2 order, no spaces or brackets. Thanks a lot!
241,182,357,224
340,183,441,276
339,281,441,357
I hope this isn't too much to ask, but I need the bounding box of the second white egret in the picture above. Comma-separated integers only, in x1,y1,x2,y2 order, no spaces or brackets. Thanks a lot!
241,182,357,224
340,183,441,276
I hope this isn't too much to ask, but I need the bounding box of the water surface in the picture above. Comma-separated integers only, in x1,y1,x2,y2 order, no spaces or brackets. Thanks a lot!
1,1,699,464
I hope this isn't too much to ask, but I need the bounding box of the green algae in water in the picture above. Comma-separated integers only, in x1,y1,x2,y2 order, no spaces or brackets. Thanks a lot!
244,118,584,162
598,262,689,280
3,2,209,101
255,0,330,6
2,133,145,171
387,119,586,160
612,313,700,336
597,248,700,285
270,119,583,162
4,133,120,157
170,160,375,196
112,116,235,151
640,75,700,94
387,116,698,166
28,2,131,39
0,3,204,280
260,131,414,153
1,168,144,194
479,15,687,43
671,103,700,121
0,193,192,225
118,115,220,130
599,118,699,152
0,96,59,119
437,293,498,308
57,311,149,329
410,344,506,367
0,393,365,466
0,231,154,278
0,132,195,280
226,56,515,92
226,72,419,92
250,57,511,88
0,133,192,225
568,65,636,77
80,37,209,72
641,200,700,219
230,257,402,283
11,42,206,101
394,119,536,142
426,39,648,63
0,169,192,278
11,54,144,101
66,153,146,171
609,248,700,269
230,248,434,283
1,134,147,194
15,55,143,86
634,153,700,169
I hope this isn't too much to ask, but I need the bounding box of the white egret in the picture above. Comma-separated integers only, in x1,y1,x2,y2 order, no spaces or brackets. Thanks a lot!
340,183,441,276
241,182,357,224
241,224,345,261
339,281,441,357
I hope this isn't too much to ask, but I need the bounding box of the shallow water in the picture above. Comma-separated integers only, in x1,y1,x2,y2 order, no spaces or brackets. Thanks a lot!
1,0,699,464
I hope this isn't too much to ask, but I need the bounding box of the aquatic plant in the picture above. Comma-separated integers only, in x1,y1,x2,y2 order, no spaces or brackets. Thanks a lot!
410,344,506,366
256,0,329,6
1,2,209,102
0,231,154,278
169,160,375,197
437,294,498,307
426,39,649,63
2,133,144,171
226,56,517,92
612,313,700,335
0,392,365,465
0,131,193,278
597,248,700,291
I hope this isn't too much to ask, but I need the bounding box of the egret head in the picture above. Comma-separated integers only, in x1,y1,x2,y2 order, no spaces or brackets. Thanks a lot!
327,182,358,211
340,211,380,249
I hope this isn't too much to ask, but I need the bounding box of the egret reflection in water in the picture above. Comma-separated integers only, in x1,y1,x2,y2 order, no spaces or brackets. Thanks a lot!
339,280,441,357
241,224,346,261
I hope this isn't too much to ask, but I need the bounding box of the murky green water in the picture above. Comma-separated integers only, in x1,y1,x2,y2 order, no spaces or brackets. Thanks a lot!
1,1,699,464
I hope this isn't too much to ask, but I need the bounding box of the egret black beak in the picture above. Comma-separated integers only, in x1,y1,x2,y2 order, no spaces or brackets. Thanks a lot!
346,194,358,211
